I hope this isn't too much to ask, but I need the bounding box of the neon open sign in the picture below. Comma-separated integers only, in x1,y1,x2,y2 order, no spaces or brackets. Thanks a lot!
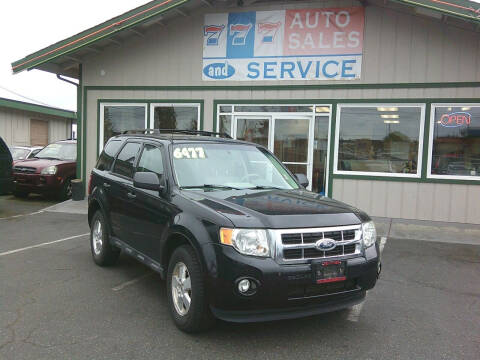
440,112,472,128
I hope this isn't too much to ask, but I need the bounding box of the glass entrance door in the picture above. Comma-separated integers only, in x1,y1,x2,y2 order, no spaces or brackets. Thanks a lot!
272,116,312,189
235,117,270,148
227,105,332,194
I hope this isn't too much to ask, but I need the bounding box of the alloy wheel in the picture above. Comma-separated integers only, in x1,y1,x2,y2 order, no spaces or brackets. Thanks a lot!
171,262,192,316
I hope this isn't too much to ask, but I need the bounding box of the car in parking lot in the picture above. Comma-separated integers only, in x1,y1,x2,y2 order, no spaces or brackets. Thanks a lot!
88,129,380,333
0,136,13,195
12,139,77,200
10,146,43,164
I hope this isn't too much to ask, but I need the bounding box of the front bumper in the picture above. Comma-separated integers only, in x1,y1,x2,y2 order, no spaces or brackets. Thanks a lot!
13,173,64,194
204,242,379,322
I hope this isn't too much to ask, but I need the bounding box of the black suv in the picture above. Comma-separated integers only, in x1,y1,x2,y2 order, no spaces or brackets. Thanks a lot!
88,130,380,332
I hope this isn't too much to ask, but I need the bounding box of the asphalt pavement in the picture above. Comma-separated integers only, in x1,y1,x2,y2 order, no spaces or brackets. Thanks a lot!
0,199,479,360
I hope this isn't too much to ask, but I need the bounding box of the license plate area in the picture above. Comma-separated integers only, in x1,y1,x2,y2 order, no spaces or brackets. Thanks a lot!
312,260,346,284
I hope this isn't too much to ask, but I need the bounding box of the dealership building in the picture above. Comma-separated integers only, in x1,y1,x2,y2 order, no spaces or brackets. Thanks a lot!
12,0,480,224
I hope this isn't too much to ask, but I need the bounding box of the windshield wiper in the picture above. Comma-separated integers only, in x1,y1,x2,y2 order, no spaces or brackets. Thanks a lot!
246,185,283,190
180,184,242,190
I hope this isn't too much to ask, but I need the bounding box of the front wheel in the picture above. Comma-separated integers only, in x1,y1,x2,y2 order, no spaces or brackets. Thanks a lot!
167,245,214,333
58,178,72,201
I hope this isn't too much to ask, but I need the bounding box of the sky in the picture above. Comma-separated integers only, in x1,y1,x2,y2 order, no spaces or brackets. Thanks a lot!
0,0,149,111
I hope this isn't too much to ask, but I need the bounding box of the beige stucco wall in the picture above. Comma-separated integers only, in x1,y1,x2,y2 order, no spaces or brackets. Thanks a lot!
82,1,480,86
0,107,71,147
79,0,480,224
332,178,480,224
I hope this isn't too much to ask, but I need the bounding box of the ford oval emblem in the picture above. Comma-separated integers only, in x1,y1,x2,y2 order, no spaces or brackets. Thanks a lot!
203,62,235,79
315,238,336,251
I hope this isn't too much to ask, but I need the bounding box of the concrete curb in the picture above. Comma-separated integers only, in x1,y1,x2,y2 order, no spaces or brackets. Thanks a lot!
43,199,88,215
373,216,480,246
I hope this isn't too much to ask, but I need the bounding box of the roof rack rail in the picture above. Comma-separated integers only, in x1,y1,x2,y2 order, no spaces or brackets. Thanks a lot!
122,129,232,139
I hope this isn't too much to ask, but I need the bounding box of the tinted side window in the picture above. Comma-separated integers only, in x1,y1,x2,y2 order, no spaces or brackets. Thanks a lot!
96,140,123,171
112,142,141,178
137,144,164,180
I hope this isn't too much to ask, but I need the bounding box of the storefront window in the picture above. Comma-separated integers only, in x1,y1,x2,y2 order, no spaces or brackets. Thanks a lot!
103,105,146,146
336,105,423,176
153,105,199,131
429,105,480,178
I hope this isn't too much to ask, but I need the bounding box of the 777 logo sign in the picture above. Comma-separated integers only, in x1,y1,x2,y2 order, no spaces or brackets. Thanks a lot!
229,23,252,46
257,22,281,43
204,25,225,46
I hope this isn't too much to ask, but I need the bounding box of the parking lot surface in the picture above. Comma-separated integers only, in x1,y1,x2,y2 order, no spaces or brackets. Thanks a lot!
0,194,58,218
1,200,479,360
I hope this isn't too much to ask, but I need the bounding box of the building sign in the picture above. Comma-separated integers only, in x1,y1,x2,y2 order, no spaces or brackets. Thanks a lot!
202,7,364,81
439,112,472,128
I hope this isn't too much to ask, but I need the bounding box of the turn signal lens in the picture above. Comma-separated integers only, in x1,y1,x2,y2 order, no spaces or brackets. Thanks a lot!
220,228,233,245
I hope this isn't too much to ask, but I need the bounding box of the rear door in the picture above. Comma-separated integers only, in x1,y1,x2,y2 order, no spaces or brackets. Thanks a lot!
110,141,142,246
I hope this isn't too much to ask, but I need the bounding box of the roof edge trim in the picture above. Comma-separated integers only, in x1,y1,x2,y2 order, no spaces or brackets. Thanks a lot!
0,97,77,119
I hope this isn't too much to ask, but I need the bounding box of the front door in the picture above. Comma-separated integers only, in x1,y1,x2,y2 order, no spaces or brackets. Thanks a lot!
272,115,312,189
229,105,331,194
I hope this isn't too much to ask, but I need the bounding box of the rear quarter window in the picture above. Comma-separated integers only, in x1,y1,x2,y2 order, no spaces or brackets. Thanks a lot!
96,140,123,171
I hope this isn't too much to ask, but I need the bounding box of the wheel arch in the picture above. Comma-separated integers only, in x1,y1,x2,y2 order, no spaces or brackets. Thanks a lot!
161,227,209,280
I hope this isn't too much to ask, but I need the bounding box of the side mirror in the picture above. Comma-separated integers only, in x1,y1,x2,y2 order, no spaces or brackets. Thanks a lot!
133,172,164,192
295,173,309,188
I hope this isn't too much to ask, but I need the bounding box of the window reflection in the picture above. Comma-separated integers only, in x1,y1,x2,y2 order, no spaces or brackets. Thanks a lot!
337,106,422,174
154,106,198,131
103,106,145,145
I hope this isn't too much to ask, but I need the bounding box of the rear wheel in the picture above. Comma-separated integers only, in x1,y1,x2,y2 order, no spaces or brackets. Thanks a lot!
167,245,214,333
13,190,29,198
90,211,120,266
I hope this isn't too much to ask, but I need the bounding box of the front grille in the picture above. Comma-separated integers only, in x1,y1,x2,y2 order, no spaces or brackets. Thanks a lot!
275,225,362,262
13,166,36,174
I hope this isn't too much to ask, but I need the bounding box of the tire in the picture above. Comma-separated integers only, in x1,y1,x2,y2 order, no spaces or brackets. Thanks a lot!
167,245,214,333
90,210,120,266
13,190,29,198
58,178,73,201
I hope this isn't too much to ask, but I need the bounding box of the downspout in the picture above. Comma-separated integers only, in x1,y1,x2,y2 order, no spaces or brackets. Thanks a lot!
56,66,82,182
56,74,78,140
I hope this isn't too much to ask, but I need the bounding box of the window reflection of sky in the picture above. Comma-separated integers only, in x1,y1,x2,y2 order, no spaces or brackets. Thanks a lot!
340,107,421,141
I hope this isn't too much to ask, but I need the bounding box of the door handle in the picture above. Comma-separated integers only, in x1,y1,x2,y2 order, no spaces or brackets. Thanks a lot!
127,192,136,199
103,183,111,189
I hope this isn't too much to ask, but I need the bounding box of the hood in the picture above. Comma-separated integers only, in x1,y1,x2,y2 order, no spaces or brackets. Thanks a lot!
13,158,73,172
181,188,369,229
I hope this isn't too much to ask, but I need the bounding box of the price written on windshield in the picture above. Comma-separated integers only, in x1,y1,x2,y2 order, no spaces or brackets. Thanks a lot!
173,147,207,159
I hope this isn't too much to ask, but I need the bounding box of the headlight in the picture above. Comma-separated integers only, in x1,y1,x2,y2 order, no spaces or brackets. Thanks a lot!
362,221,377,248
41,165,57,175
220,228,270,257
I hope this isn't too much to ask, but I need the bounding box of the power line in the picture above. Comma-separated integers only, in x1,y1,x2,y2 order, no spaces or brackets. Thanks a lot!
0,85,55,107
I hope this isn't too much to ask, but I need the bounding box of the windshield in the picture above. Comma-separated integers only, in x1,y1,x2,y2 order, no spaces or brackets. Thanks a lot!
10,148,30,160
35,143,76,161
172,143,299,190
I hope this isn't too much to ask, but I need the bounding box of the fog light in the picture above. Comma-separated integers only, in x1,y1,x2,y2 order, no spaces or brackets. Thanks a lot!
238,279,250,293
